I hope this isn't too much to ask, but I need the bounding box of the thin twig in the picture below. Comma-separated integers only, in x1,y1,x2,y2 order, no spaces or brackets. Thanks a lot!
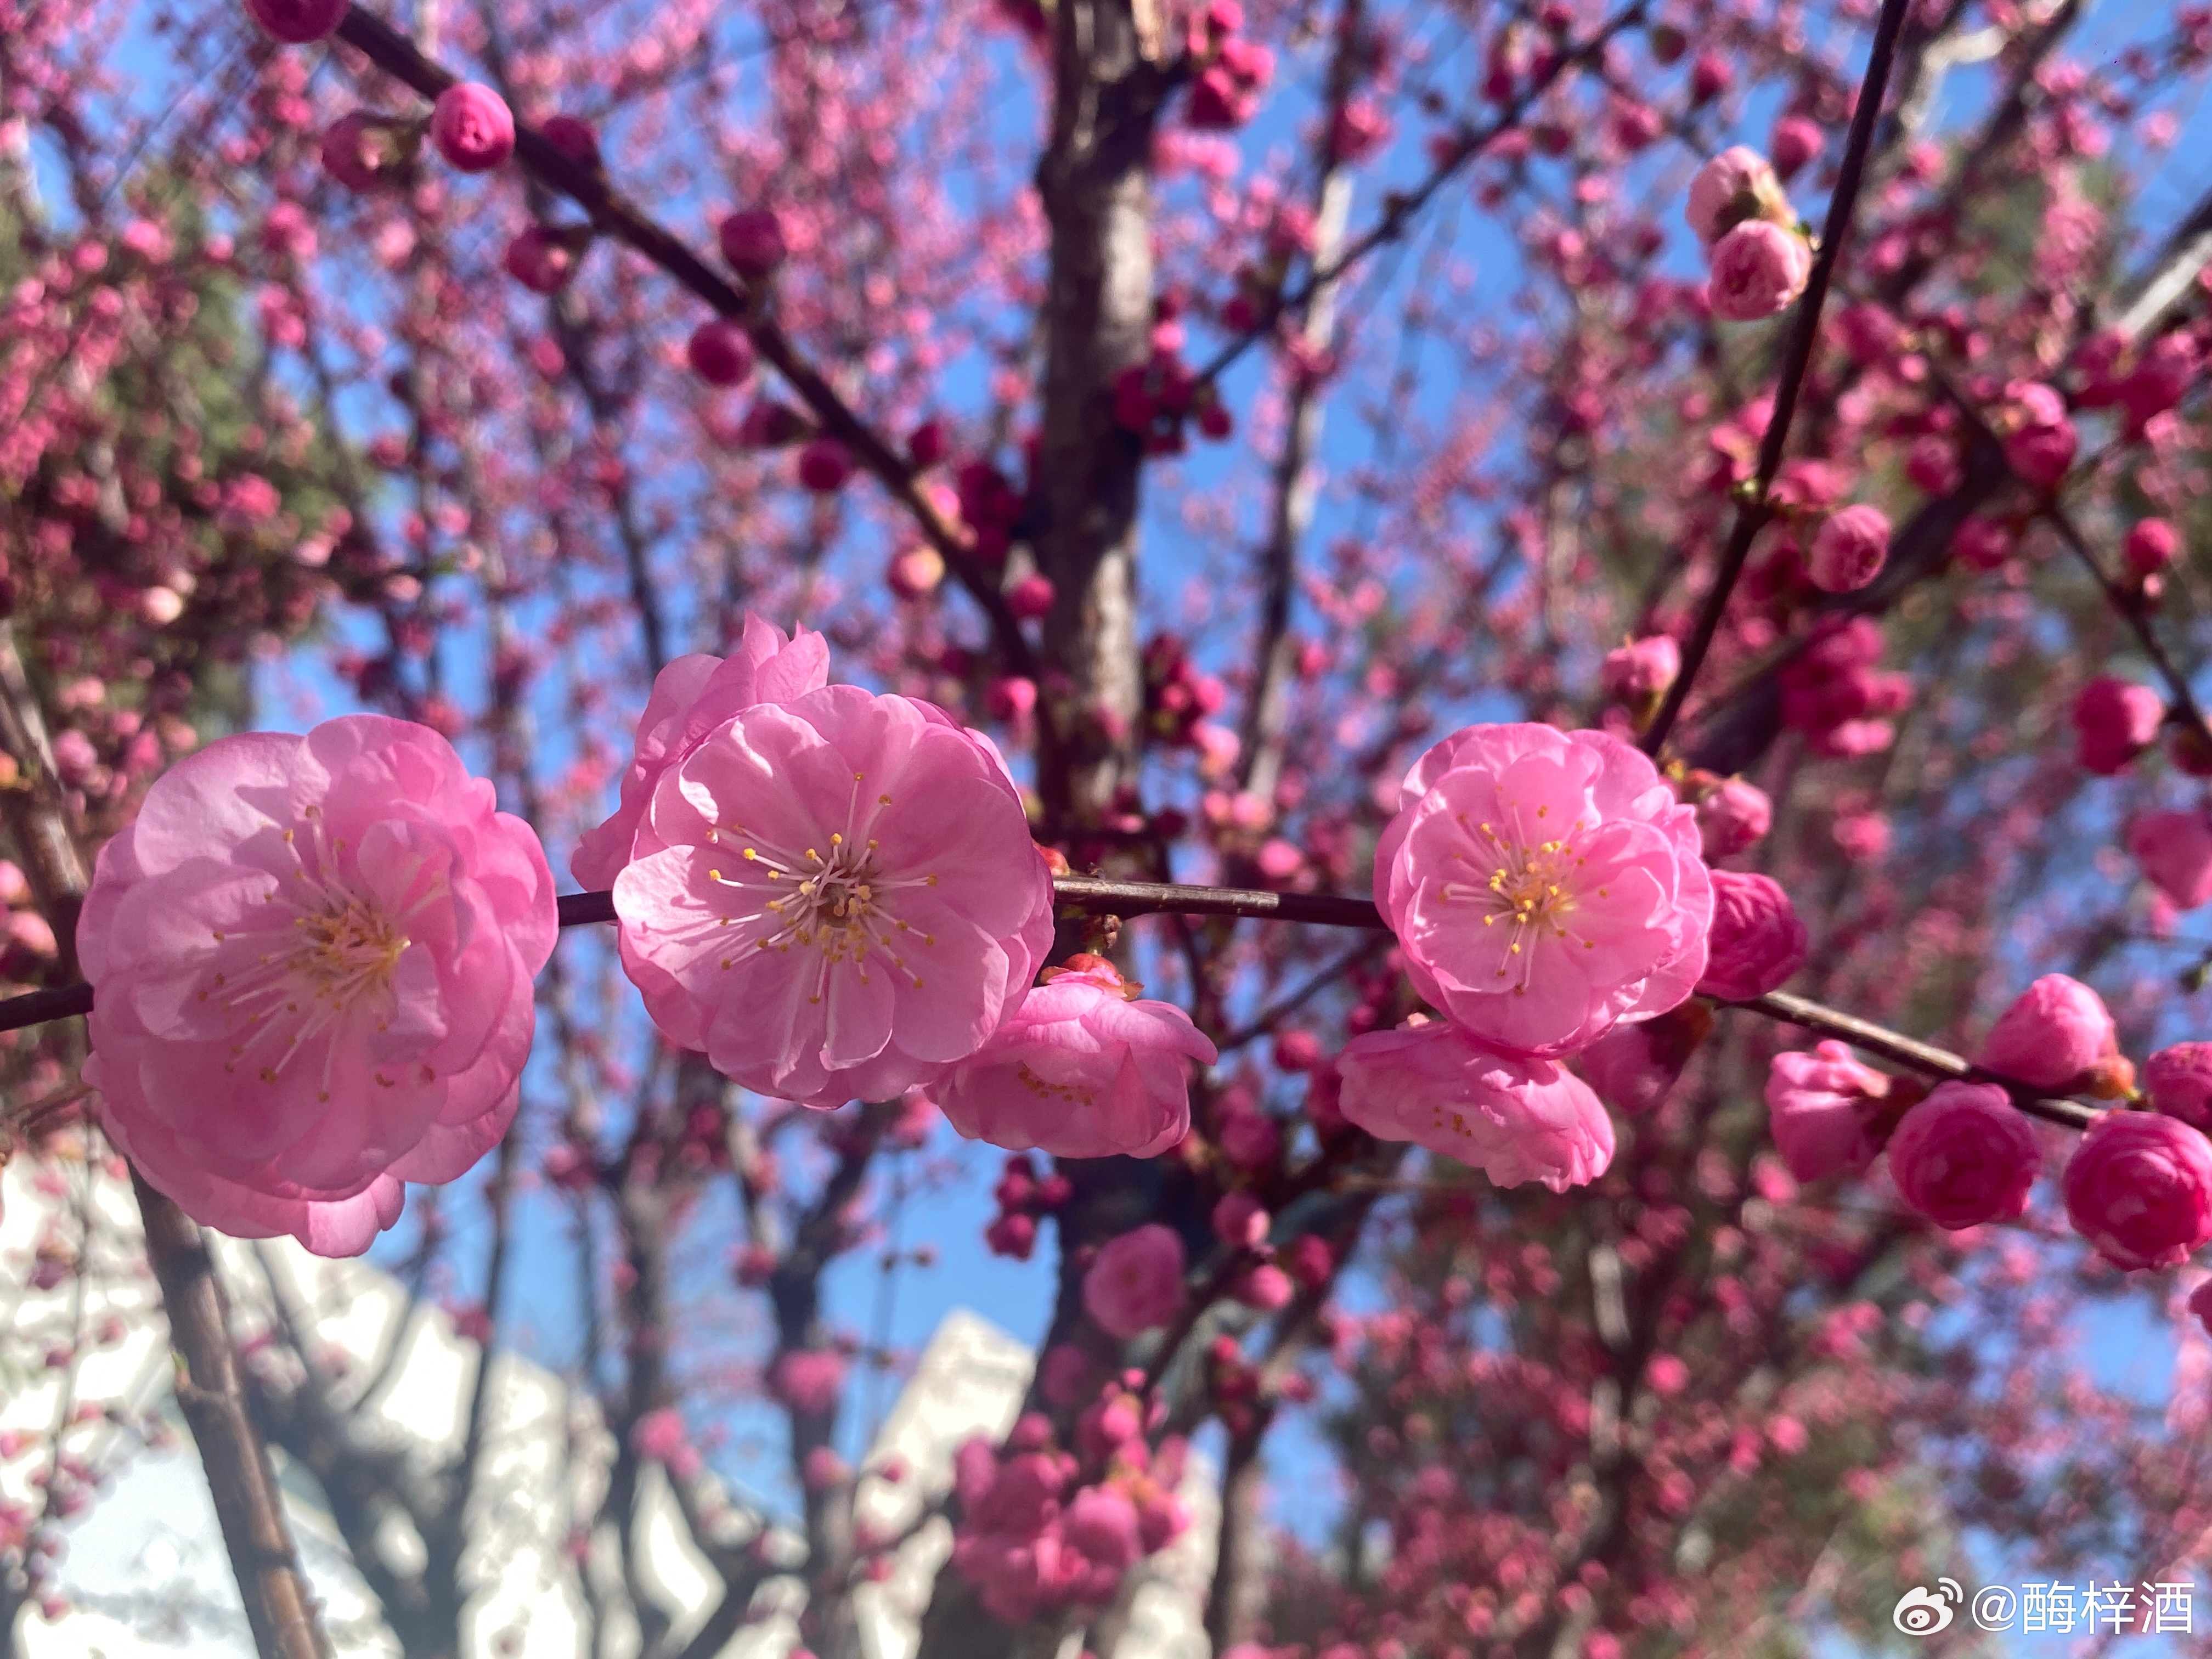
1639,0,1916,757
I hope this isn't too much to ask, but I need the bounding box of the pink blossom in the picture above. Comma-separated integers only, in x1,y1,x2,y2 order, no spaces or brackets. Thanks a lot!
1764,1041,1896,1181
1235,1263,1294,1310
1886,1082,2040,1230
1374,721,1712,1057
936,955,1216,1159
1599,635,1679,704
1807,505,1891,594
1769,116,1824,178
244,0,345,42
504,228,577,295
798,438,854,493
1707,222,1812,322
572,614,828,889
612,685,1054,1107
1696,777,1771,859
320,114,409,192
1978,974,2115,1088
719,208,788,279
2073,677,2164,775
2127,519,2181,577
429,84,515,174
2128,810,2212,910
772,1348,850,1415
2148,1044,2212,1132
1577,1002,1712,1116
2005,413,2078,488
80,716,556,1257
1217,1109,1281,1171
631,1407,689,1461
1337,1019,1615,1192
1685,146,1788,244
2063,1112,2212,1271
1695,870,1807,1001
1083,1224,1186,1338
687,321,757,386
1212,1190,1269,1248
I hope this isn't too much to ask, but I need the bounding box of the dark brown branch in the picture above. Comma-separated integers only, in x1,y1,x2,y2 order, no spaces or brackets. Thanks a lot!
1639,0,1916,757
1736,990,2101,1130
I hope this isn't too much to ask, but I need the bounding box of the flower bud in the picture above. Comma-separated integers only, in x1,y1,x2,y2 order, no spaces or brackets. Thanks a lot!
1887,1081,2040,1229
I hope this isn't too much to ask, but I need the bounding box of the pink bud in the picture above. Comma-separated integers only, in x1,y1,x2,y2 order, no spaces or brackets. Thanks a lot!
1696,776,1771,859
719,208,788,280
1706,221,1812,322
797,438,854,493
504,228,578,294
1211,1190,1270,1248
2072,677,2165,775
1235,1263,1295,1311
1807,505,1890,593
1979,974,2114,1089
1764,1041,1899,1181
1217,1110,1281,1172
2004,417,2077,488
1273,1029,1323,1072
907,419,947,467
1285,1233,1334,1291
243,0,345,42
1768,116,1823,179
1599,635,1679,703
887,546,945,600
320,113,408,191
2148,1045,2212,1132
2126,519,2181,577
2128,810,2212,910
1006,573,1055,620
686,321,756,386
2063,1112,2212,1271
539,115,601,169
1696,871,1807,1002
1886,1081,2040,1230
430,83,516,174
1083,1225,1186,1339
1685,145,1786,244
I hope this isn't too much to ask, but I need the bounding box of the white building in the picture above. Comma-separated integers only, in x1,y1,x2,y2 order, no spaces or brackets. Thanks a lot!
0,1153,1215,1659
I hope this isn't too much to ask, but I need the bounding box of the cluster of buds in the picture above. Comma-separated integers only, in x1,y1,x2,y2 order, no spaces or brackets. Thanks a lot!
985,1153,1072,1260
1184,0,1273,129
956,458,1028,566
1777,617,1910,758
1140,633,1233,761
1112,296,1230,453
948,1409,1189,1624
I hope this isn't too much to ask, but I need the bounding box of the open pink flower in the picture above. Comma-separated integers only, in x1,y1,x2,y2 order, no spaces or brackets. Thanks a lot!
2063,1111,2212,1271
1886,1081,2040,1230
571,613,828,889
1375,722,1712,1058
1764,1041,1896,1181
1084,1225,1187,1338
611,685,1054,1107
79,716,556,1256
1978,974,2114,1089
2129,809,2212,911
1696,870,1807,1002
937,956,1217,1159
1338,1019,1615,1192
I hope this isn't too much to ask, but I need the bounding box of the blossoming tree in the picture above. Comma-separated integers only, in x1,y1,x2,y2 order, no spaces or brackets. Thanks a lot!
6,0,2212,1654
